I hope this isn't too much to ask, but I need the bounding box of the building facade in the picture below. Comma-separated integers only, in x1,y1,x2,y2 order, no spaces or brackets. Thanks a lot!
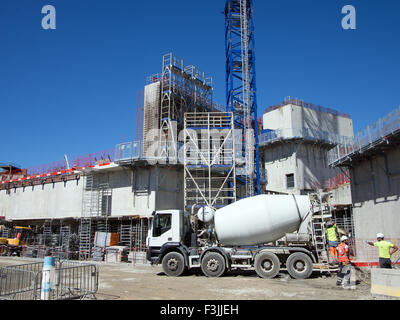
328,106,400,261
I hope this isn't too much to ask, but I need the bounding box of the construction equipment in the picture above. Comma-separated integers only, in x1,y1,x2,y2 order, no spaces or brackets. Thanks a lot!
225,0,261,197
147,193,339,279
0,226,36,256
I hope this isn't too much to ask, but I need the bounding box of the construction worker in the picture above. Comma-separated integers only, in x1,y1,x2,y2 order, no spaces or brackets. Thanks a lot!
367,233,399,269
325,221,347,265
336,236,354,289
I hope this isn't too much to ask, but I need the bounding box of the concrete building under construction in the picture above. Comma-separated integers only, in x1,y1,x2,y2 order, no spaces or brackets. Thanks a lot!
1,52,398,269
0,53,225,262
328,105,400,263
259,98,355,235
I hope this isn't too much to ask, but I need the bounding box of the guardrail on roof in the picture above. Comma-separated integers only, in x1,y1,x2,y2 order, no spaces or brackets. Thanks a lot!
328,105,400,165
264,97,351,120
259,128,353,146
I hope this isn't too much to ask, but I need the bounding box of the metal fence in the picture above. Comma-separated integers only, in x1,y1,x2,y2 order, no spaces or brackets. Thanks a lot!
328,105,400,165
264,97,351,119
114,141,144,162
259,127,350,146
25,149,115,176
0,260,98,300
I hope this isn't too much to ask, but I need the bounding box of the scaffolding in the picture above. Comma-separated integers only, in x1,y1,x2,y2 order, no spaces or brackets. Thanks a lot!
79,171,112,260
184,112,237,210
142,81,161,158
159,53,219,162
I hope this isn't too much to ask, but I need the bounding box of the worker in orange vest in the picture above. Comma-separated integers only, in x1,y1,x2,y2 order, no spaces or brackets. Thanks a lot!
336,236,355,289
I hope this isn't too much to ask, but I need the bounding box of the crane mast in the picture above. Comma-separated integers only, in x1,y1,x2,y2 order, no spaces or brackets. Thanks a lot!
225,0,261,198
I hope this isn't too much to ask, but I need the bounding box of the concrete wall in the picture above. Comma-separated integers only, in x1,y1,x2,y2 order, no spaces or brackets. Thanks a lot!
263,105,293,132
155,167,184,211
350,147,400,240
371,268,400,299
263,142,347,195
329,184,352,206
0,179,83,221
263,104,354,137
261,103,354,196
0,165,184,221
263,143,296,193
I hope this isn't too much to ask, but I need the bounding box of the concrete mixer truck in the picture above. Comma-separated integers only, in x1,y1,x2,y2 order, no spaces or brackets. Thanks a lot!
146,194,334,279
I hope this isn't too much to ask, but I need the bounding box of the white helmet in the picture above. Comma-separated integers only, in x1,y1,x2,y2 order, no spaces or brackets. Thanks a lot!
377,233,384,239
341,236,349,242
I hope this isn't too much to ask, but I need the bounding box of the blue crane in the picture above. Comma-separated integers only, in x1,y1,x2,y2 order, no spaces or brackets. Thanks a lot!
225,0,261,197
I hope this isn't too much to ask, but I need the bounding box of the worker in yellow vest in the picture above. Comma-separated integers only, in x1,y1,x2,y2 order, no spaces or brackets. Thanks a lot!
367,233,399,269
325,221,347,265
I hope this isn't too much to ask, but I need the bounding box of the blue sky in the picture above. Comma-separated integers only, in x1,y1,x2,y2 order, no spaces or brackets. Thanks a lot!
0,0,399,168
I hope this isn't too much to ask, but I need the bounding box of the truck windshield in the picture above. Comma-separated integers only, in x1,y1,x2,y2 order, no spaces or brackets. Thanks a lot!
153,214,172,237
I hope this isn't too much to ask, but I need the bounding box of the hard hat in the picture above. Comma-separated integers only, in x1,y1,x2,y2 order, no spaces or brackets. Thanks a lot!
377,233,384,239
341,236,348,242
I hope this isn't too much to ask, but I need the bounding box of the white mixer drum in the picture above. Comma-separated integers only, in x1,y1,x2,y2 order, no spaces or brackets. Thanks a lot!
214,194,311,246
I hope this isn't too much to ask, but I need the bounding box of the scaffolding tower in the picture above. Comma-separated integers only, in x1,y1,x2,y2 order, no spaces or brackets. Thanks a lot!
79,171,112,260
225,0,261,198
184,112,237,210
159,53,215,162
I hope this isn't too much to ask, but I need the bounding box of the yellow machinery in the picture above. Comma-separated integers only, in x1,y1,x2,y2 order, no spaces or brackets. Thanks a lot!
0,226,35,256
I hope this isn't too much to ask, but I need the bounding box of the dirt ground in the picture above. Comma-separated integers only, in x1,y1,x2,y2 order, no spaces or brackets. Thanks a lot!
0,257,374,300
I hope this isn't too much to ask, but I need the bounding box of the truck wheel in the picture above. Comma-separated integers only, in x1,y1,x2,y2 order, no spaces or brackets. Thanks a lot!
0,246,8,256
286,252,313,279
162,252,186,277
201,252,226,278
254,251,280,279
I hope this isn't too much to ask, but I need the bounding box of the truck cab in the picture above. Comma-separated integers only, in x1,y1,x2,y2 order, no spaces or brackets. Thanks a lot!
146,210,192,264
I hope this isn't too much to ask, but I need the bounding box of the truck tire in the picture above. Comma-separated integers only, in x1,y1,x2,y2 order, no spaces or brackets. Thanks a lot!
0,245,8,256
201,252,226,278
286,252,313,279
162,252,186,277
254,251,281,279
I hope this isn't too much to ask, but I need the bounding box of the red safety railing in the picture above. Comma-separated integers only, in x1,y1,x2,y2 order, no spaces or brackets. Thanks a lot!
24,148,115,176
324,170,351,190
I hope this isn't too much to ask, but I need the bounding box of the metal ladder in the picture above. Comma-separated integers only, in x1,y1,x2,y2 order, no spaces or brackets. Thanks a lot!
80,172,112,260
0,227,10,238
120,222,133,249
82,174,100,217
43,220,53,246
79,218,92,260
59,225,71,259
239,0,254,198
79,174,96,260
310,203,332,266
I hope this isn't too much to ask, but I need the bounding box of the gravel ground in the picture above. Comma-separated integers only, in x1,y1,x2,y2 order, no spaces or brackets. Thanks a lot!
0,257,373,300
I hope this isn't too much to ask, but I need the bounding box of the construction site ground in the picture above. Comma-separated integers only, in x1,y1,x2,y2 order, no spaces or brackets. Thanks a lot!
0,257,375,300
